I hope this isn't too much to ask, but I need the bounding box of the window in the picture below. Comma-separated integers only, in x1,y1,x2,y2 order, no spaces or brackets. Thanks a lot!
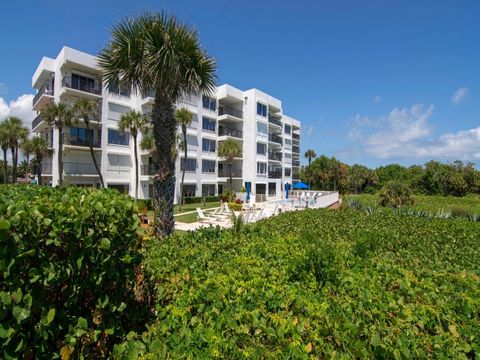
186,134,198,148
285,153,292,159
257,162,267,175
202,95,216,111
256,183,266,194
71,73,95,92
202,117,216,132
183,184,196,197
285,138,292,145
257,102,267,117
108,154,131,169
257,122,268,135
202,184,216,196
257,142,266,155
108,184,129,194
70,127,94,143
180,158,197,172
108,129,129,145
108,81,131,97
202,138,216,152
284,124,292,134
202,159,216,173
268,182,276,196
284,168,291,177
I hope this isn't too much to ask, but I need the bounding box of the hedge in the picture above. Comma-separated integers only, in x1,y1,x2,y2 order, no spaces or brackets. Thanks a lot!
183,196,220,204
0,186,149,359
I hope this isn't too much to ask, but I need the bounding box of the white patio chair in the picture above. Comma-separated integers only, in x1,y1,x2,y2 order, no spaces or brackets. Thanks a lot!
196,208,222,224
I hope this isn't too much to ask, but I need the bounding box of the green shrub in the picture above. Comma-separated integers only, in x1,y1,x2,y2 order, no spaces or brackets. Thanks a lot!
204,196,220,203
221,190,236,203
227,202,242,211
451,206,469,218
136,199,153,211
0,185,149,358
377,180,415,208
183,196,202,204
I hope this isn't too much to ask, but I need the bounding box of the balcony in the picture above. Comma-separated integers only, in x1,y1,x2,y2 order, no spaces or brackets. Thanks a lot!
268,134,282,145
268,170,282,179
268,152,282,161
292,146,300,154
62,76,101,97
63,134,101,148
33,81,54,111
292,160,300,167
218,105,242,119
141,164,156,176
218,126,243,139
32,114,46,131
292,133,300,141
64,162,101,176
218,169,242,178
268,116,282,127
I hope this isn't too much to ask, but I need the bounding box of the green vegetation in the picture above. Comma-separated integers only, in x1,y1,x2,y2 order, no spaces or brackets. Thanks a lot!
115,207,480,358
302,155,480,196
348,193,480,215
0,186,149,358
378,181,415,208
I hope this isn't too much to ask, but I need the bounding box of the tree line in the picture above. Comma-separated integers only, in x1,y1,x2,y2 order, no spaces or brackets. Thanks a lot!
301,153,480,196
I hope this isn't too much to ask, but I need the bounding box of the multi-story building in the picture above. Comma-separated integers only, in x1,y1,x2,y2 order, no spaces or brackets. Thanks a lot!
32,47,301,202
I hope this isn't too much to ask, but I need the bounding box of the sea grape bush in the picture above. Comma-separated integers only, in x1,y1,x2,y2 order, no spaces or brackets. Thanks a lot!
0,186,148,359
117,208,480,358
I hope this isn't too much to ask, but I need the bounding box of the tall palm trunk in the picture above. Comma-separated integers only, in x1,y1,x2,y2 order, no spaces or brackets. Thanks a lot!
86,122,104,187
10,147,15,183
58,126,64,186
25,154,30,181
180,125,187,211
13,145,19,183
152,93,176,237
37,158,43,185
229,161,233,192
308,158,312,188
2,148,7,184
133,134,139,199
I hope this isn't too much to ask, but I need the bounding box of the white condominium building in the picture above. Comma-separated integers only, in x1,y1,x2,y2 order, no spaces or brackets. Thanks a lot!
31,47,301,202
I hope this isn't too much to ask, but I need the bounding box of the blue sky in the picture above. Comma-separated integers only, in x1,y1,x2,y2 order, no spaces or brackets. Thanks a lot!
1,0,479,167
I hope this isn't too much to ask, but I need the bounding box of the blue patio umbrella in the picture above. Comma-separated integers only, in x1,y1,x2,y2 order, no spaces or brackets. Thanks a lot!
293,181,309,190
245,182,251,202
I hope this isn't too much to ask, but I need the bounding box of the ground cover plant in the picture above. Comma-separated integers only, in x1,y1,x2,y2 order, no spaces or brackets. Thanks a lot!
117,207,480,358
0,186,151,359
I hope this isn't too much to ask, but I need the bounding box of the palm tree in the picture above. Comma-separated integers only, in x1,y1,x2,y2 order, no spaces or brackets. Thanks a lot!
174,108,193,211
218,139,242,193
119,111,148,199
0,121,9,184
41,102,73,186
304,149,317,189
72,99,104,187
21,138,34,181
31,137,50,185
4,117,29,183
99,12,216,237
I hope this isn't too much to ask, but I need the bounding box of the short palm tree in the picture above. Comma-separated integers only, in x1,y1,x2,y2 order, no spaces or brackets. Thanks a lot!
304,149,316,189
4,117,29,183
72,98,104,187
21,138,34,181
41,102,73,186
218,139,242,193
0,121,9,184
119,111,148,199
175,107,193,211
31,136,51,185
99,12,216,236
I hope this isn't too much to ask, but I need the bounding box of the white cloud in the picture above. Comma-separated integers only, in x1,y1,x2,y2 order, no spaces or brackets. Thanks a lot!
0,94,36,130
0,83,7,95
373,95,382,103
306,126,314,137
347,103,480,161
451,86,469,105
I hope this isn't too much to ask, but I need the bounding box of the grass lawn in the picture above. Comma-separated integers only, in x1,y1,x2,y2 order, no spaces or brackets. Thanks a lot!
174,201,220,214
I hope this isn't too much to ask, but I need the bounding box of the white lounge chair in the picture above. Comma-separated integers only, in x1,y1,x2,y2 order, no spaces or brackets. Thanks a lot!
196,208,222,224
